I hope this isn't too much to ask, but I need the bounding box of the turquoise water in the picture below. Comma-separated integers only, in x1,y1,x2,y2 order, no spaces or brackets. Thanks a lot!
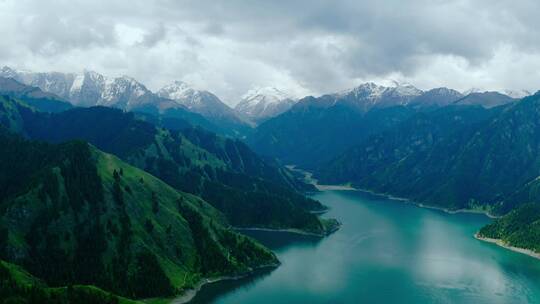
190,190,540,303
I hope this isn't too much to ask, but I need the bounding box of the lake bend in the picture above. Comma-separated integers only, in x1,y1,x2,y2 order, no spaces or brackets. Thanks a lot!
189,190,540,304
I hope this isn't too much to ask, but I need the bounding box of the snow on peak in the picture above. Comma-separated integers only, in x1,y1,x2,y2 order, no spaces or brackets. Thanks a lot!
503,89,531,99
0,66,17,77
462,88,486,95
236,87,297,121
241,87,292,104
157,80,197,102
237,87,293,112
157,81,237,120
340,81,422,99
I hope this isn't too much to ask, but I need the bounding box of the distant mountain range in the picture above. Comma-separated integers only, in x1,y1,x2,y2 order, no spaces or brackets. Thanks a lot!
2,66,528,132
246,81,524,168
0,67,249,134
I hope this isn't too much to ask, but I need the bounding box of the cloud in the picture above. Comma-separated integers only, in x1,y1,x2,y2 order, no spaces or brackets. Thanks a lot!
139,23,167,47
1,0,540,105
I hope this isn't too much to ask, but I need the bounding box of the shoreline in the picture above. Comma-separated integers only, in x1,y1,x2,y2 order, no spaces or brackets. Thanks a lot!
474,234,540,260
169,263,279,304
234,226,339,238
288,165,499,219
355,188,500,219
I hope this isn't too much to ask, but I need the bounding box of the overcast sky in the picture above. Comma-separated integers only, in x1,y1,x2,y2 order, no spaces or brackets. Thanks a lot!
1,0,540,105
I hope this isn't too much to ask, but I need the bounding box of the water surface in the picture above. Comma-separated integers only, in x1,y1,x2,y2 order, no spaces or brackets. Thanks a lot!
190,190,540,303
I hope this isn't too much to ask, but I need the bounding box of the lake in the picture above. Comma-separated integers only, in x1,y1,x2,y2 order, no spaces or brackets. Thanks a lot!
189,190,540,303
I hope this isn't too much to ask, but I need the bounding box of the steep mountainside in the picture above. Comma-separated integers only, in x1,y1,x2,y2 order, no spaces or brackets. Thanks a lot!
408,87,464,108
0,128,277,299
454,91,516,108
0,99,335,235
0,77,72,112
235,87,297,123
245,82,424,168
318,93,540,214
248,101,416,168
157,81,249,136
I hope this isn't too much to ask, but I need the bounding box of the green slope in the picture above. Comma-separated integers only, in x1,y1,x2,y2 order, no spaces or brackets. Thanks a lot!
0,259,141,304
478,204,540,253
0,128,277,300
0,100,334,235
318,94,540,214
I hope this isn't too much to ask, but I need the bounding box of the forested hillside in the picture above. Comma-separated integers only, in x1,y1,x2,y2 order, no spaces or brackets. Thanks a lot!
0,98,336,235
0,127,277,300
318,93,540,214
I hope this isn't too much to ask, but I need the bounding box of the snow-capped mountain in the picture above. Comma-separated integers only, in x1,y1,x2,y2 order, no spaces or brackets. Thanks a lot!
235,87,297,122
322,81,423,112
462,87,485,96
462,88,530,100
0,66,174,110
157,81,240,121
454,91,516,108
503,89,531,99
409,87,464,107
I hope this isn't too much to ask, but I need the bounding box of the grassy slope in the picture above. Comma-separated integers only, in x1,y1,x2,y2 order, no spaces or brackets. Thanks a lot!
1,101,332,234
0,259,141,304
0,131,277,300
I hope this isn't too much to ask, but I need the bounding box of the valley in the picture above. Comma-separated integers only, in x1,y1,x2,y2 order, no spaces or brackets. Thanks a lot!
3,2,540,303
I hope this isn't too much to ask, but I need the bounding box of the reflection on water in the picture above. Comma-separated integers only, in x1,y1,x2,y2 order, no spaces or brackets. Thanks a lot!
189,268,274,304
238,230,323,251
188,190,540,304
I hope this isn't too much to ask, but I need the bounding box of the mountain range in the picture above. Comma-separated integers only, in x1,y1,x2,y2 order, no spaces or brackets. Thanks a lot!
246,81,522,168
1,65,540,301
0,95,337,234
317,92,540,215
0,80,343,302
0,67,249,135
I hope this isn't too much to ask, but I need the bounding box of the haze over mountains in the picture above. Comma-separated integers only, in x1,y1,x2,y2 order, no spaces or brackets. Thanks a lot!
2,66,527,126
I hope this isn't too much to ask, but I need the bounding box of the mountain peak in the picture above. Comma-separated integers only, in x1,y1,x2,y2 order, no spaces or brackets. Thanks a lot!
342,81,422,98
158,80,196,100
157,81,242,123
503,89,531,99
235,87,297,122
241,87,292,104
332,82,422,111
1,66,16,75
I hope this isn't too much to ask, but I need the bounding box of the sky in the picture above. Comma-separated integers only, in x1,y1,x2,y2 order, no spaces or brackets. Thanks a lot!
1,0,540,105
